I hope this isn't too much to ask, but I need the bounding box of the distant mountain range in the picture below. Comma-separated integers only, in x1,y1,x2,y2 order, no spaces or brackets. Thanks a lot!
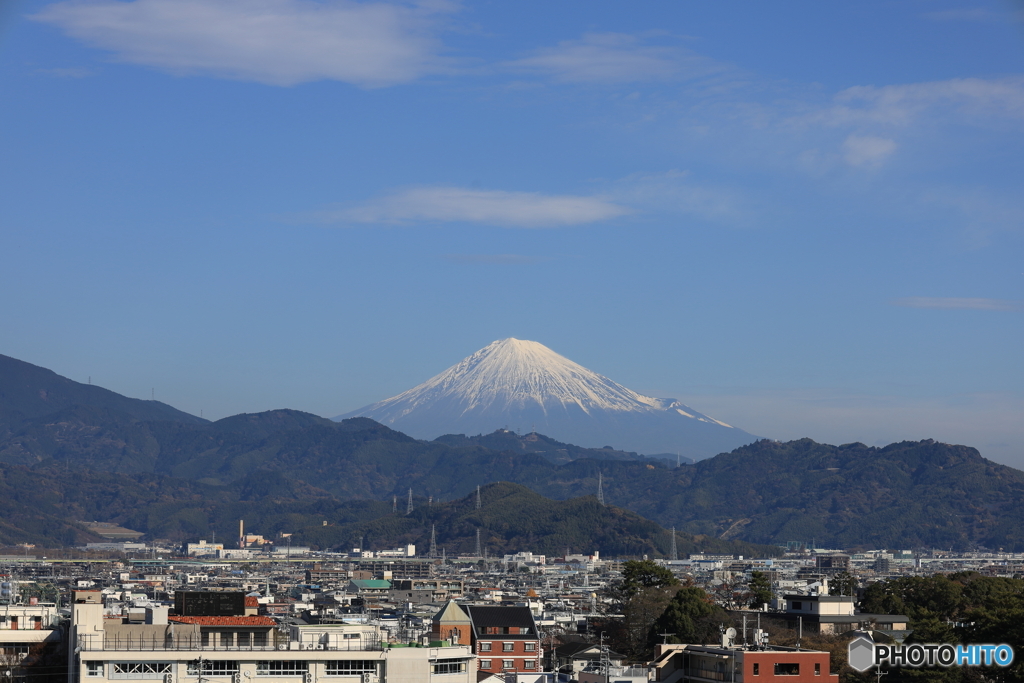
1,351,1023,552
336,338,757,460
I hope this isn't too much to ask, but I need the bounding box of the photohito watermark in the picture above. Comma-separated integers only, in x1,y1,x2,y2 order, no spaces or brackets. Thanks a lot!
848,636,1014,672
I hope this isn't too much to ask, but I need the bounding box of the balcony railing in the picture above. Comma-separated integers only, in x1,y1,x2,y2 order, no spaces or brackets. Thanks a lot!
77,635,384,653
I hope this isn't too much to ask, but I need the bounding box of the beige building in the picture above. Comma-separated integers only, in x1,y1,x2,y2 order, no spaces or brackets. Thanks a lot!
69,592,475,683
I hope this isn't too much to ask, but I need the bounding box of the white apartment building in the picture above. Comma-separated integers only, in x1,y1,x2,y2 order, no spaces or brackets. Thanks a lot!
69,593,475,683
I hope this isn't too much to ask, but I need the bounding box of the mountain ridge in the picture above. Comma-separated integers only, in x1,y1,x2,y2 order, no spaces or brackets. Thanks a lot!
337,338,757,459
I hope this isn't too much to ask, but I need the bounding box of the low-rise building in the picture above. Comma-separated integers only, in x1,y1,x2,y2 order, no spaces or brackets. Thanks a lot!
651,643,837,682
69,591,475,683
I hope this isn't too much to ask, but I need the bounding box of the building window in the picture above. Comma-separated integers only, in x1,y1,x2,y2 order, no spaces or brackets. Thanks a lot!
111,662,172,679
523,661,536,669
479,660,491,670
86,662,104,677
221,632,233,648
524,642,536,652
479,642,491,652
431,659,467,675
774,663,800,676
256,661,308,676
815,662,821,676
753,663,759,675
253,632,268,647
502,642,514,652
792,602,802,611
238,633,251,648
502,660,514,670
187,661,239,677
325,661,377,676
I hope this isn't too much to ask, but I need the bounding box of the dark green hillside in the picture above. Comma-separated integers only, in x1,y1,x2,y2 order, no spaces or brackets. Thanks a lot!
1,352,1023,551
283,482,776,558
0,463,772,558
434,429,674,465
0,354,205,427
625,438,1024,551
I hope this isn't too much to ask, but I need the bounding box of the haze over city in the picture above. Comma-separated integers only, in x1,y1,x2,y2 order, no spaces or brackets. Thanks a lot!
2,1,1023,466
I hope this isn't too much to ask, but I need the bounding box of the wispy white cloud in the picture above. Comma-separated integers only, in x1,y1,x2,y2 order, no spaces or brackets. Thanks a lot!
309,186,630,227
610,170,756,226
891,297,1023,311
31,0,454,87
810,77,1024,127
842,134,896,167
503,32,726,84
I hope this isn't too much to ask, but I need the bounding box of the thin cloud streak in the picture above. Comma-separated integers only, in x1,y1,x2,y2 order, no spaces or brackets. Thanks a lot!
503,32,726,84
313,186,630,228
892,297,1023,311
31,0,454,87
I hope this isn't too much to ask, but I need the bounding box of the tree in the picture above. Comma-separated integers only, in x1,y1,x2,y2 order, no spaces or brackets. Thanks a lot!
622,586,679,658
649,586,726,646
748,571,772,608
620,559,680,598
829,572,857,597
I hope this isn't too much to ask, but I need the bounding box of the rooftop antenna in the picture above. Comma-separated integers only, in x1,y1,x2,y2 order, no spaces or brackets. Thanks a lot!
406,488,414,515
476,485,482,510
475,529,482,557
597,471,605,505
670,527,678,561
430,525,437,558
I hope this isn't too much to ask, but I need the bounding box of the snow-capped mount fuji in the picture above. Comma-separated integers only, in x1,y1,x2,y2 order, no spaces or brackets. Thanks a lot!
336,338,758,460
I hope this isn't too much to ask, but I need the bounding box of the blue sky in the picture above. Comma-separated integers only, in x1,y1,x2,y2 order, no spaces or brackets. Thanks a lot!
2,1,1023,466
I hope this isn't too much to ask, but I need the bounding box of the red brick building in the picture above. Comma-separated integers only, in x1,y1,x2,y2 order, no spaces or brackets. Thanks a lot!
464,605,542,674
652,643,837,681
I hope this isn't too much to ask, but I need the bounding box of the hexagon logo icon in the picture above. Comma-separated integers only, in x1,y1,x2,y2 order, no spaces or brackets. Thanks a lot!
848,636,875,672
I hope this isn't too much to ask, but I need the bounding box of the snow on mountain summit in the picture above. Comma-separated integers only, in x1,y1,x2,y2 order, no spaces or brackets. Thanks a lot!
336,338,756,459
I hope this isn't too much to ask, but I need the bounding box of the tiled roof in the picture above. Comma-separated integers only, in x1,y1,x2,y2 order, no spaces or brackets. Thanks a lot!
464,605,536,630
244,597,259,607
168,616,275,626
432,599,470,624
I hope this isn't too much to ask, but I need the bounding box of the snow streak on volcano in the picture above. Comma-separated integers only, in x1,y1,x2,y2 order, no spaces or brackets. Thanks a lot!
336,338,757,459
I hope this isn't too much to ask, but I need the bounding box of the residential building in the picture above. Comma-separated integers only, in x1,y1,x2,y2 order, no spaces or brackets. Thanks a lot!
389,580,464,604
651,643,837,682
69,590,475,683
464,605,542,675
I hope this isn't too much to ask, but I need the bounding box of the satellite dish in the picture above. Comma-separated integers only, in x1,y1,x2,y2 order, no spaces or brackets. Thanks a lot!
724,627,737,646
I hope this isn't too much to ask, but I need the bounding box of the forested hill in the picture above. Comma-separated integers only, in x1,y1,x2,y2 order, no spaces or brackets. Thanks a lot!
2,352,1023,551
0,354,206,427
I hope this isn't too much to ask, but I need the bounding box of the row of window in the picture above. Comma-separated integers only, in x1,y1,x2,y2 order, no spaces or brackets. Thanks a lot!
88,661,380,678
750,662,821,676
477,642,536,652
430,659,467,675
478,660,536,670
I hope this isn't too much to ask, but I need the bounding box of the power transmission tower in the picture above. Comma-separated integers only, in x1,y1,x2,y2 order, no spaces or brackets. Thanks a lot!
476,485,482,510
670,527,678,561
392,496,397,513
406,488,414,515
597,471,605,505
430,524,437,558
475,529,482,557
